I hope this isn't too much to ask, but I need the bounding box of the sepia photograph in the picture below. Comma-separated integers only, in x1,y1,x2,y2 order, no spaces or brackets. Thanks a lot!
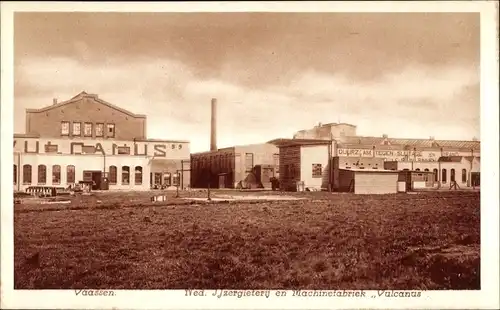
1,1,498,310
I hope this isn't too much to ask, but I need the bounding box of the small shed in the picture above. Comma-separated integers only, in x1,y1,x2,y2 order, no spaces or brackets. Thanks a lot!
338,168,399,194
397,170,435,192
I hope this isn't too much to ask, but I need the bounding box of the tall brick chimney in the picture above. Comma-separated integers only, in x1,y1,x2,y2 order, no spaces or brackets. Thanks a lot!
53,98,58,105
210,98,217,151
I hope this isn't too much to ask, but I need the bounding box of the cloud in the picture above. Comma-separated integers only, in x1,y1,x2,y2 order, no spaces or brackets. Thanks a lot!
15,57,479,152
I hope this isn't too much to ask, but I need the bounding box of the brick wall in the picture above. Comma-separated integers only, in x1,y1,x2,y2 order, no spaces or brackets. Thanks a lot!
26,95,146,140
190,149,235,188
279,145,301,191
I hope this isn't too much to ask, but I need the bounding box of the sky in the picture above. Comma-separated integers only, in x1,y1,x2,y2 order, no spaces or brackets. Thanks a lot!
14,12,480,153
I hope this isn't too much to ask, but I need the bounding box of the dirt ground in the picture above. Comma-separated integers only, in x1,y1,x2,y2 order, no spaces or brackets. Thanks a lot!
14,190,480,290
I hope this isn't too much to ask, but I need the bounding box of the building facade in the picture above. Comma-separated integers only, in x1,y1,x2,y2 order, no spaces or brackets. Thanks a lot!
270,122,481,191
190,143,279,189
13,92,190,192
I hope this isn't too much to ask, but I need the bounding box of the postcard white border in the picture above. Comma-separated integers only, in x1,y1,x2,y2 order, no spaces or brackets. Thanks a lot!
1,1,499,309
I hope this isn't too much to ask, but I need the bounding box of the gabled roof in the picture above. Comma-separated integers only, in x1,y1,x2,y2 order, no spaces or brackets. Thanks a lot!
338,135,480,149
267,138,332,147
25,91,147,118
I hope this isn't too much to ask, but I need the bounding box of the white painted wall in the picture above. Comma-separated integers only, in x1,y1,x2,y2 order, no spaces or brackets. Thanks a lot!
355,172,398,194
300,145,330,190
14,153,151,191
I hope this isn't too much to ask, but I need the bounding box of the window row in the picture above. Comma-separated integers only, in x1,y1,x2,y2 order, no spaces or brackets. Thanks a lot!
15,164,75,185
409,168,467,183
61,121,115,137
439,168,467,183
107,166,143,185
14,164,146,186
152,172,180,187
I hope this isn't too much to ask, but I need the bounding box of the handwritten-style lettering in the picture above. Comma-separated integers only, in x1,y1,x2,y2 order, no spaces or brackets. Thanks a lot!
24,140,40,154
70,142,84,154
134,143,148,156
95,143,105,155
154,144,166,157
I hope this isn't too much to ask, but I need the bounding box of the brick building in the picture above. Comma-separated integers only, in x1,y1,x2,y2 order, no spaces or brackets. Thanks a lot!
190,143,279,189
13,91,191,192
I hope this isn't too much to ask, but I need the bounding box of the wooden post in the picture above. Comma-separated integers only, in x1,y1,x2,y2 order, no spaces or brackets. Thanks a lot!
328,133,332,192
175,171,180,198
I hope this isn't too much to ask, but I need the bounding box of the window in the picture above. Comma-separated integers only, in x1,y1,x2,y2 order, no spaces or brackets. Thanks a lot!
415,168,420,171
462,169,467,183
172,173,180,186
14,164,17,184
450,168,456,182
109,166,117,184
61,121,70,136
52,165,61,184
23,164,32,184
67,165,75,183
135,166,143,185
84,122,93,137
96,123,104,137
154,173,162,185
164,173,171,186
312,164,322,178
72,122,81,136
433,168,438,182
38,165,47,184
442,169,447,183
245,153,254,173
107,123,115,138
122,166,130,184
424,168,429,172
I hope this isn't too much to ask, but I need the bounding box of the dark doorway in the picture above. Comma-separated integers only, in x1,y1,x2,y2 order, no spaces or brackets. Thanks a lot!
471,172,480,187
83,170,102,190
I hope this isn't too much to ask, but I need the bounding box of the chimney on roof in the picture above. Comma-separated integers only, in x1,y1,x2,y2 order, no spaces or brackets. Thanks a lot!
53,98,58,105
382,134,388,139
210,98,217,151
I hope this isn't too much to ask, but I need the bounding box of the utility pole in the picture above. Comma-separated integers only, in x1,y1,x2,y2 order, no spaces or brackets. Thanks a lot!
328,132,333,192
175,170,180,198
207,158,212,201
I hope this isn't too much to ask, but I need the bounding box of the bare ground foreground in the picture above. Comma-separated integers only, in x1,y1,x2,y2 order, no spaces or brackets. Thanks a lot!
14,190,480,290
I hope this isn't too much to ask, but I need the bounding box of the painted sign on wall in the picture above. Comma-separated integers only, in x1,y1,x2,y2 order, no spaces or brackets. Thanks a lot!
338,148,374,157
14,138,188,158
336,148,475,162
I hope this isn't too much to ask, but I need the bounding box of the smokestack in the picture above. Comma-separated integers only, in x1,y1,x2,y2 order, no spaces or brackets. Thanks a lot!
210,98,217,151
53,98,58,105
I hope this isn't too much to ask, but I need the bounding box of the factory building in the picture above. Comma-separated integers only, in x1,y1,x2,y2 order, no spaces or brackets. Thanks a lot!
13,91,191,192
190,143,279,189
270,122,480,192
189,98,279,189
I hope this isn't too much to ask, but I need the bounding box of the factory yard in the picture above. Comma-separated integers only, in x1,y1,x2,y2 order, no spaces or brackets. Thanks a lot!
14,190,480,290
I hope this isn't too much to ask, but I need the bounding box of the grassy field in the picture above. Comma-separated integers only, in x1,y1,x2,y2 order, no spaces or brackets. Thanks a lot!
14,190,480,290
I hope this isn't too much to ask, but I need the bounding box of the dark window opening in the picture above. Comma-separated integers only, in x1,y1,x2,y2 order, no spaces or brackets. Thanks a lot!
38,165,47,184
